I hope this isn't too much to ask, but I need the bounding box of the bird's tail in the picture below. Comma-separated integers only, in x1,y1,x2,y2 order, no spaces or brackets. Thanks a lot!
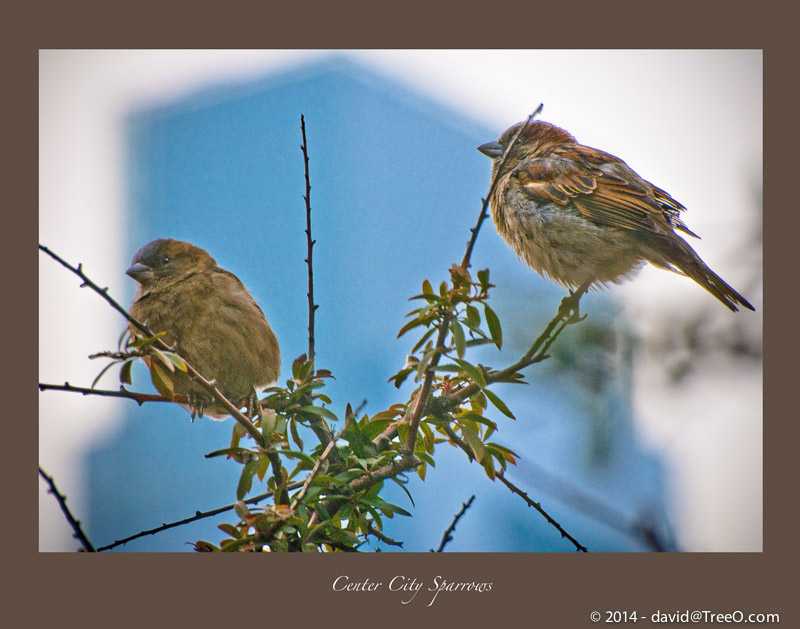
644,235,755,312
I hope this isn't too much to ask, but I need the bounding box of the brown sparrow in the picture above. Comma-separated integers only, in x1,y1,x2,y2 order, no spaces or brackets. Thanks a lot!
126,238,281,417
478,120,754,312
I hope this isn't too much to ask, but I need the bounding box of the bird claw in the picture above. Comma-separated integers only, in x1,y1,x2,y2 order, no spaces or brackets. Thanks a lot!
558,293,581,320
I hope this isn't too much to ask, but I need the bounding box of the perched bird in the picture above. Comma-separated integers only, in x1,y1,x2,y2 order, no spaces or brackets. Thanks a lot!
126,238,281,418
478,120,754,312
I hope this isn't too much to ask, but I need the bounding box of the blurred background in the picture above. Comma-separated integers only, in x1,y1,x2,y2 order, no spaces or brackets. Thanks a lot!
39,50,762,552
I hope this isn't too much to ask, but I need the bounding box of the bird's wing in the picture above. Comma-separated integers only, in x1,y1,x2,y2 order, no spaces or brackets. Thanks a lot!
514,149,697,237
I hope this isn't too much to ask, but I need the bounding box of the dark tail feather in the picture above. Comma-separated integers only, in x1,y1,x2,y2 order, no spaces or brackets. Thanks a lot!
645,236,755,312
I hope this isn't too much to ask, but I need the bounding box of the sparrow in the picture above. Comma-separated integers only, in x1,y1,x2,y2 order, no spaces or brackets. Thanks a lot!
126,238,281,418
478,120,754,312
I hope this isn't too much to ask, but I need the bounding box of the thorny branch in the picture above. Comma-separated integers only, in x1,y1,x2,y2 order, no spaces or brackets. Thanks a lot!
38,382,172,405
96,481,305,552
301,114,318,363
432,495,475,552
39,466,95,552
497,472,587,552
460,104,543,269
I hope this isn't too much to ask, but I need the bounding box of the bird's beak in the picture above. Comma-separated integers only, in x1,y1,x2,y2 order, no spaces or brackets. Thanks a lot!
126,262,153,283
477,141,503,159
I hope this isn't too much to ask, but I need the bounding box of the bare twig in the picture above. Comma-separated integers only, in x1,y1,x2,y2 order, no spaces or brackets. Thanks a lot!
432,495,475,552
367,523,404,548
39,466,95,552
39,244,264,444
519,459,673,551
300,114,318,363
95,481,305,551
352,398,368,417
39,382,172,405
461,104,543,269
496,472,587,552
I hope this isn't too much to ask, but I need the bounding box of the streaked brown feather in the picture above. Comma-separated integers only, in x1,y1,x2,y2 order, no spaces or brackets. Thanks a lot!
514,145,697,238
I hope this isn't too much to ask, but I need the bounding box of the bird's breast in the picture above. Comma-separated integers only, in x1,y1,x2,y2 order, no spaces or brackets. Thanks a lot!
491,185,645,288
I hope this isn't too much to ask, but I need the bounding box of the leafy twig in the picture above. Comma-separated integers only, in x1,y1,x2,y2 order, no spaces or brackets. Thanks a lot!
39,466,95,552
404,320,450,454
438,291,585,410
95,481,305,551
432,495,475,552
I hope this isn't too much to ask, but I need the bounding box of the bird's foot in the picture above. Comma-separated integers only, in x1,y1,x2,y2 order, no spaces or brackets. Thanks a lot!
558,284,590,322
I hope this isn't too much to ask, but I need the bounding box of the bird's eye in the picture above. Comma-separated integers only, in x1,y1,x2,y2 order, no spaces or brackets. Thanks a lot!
161,256,171,264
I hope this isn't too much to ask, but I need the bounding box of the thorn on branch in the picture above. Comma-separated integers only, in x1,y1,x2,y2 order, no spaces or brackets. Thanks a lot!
39,466,96,552
432,495,475,552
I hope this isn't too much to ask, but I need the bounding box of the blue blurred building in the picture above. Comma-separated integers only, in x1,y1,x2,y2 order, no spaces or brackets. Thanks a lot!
88,57,670,552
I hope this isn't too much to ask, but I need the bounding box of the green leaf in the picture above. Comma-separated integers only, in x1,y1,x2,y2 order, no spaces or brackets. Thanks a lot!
455,358,486,388
237,459,260,500
481,454,496,479
389,477,416,507
485,442,520,463
256,455,270,481
465,305,481,329
483,388,516,419
460,424,485,462
362,495,412,518
233,500,251,520
261,411,277,438
149,362,174,397
291,354,309,379
416,346,439,380
419,421,435,454
217,523,240,539
280,450,317,468
289,418,304,450
119,359,133,385
450,319,466,359
464,338,494,348
152,348,176,372
370,409,403,421
457,412,498,431
299,405,338,420
411,325,437,354
422,279,433,295
389,367,413,389
483,304,503,349
164,351,187,372
397,317,426,339
205,447,256,463
470,390,487,411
